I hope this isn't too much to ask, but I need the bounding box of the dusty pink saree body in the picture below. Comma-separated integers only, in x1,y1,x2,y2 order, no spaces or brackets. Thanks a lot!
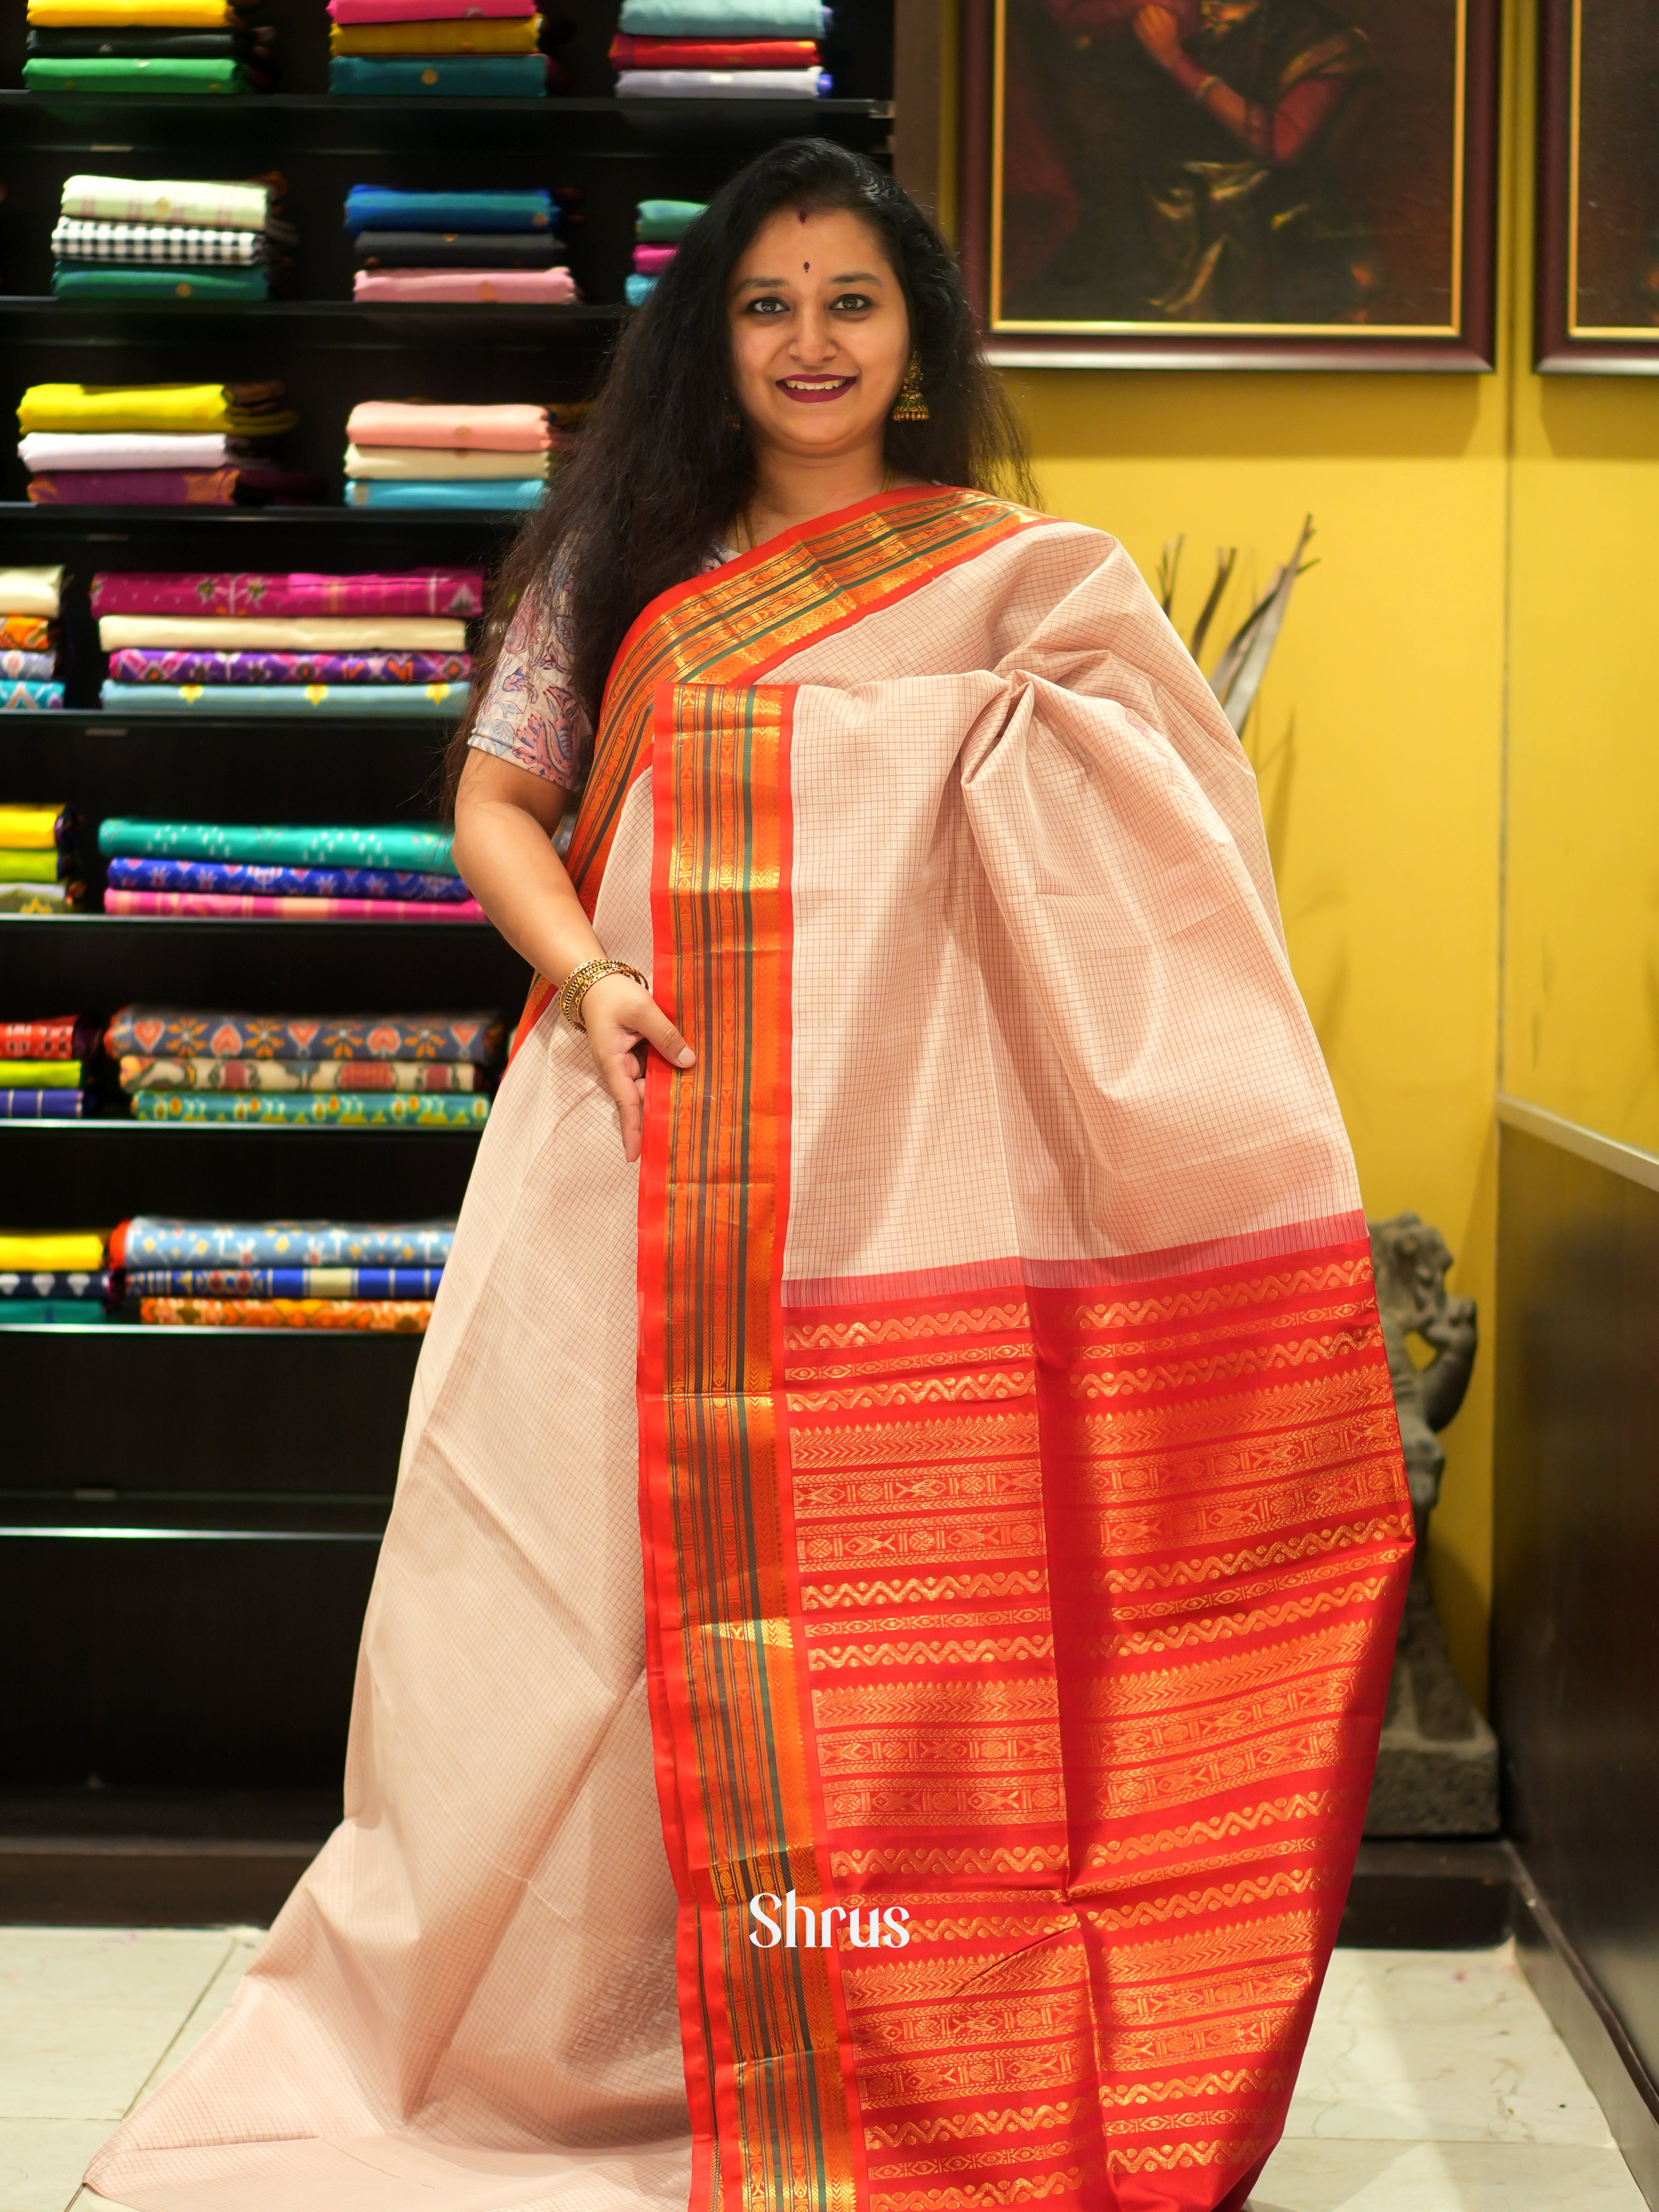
87,489,1410,2212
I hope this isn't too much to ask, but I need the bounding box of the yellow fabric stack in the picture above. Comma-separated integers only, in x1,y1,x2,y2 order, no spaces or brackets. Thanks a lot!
24,0,274,94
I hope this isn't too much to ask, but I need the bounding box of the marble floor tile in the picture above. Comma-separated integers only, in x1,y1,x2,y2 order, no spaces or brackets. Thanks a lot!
0,1931,236,2123
1285,1944,1614,2146
132,1931,261,2106
0,2117,120,2212
1250,2139,1649,2209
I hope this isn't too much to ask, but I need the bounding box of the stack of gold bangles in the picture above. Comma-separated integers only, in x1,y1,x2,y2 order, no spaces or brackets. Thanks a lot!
558,957,648,1031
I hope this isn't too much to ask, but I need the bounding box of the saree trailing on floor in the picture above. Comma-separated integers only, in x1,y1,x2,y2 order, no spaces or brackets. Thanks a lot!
87,488,1410,2212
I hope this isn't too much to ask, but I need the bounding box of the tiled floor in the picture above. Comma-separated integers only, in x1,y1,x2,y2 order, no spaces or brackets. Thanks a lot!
0,1931,1645,2211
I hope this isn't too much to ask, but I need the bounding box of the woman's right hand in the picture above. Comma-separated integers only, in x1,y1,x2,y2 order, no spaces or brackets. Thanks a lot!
578,972,696,1164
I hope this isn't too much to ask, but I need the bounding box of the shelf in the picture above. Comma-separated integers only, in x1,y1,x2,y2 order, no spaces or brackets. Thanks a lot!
0,503,527,533
0,297,628,348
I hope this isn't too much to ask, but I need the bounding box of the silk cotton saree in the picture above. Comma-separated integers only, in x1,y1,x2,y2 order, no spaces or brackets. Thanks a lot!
87,487,1412,2212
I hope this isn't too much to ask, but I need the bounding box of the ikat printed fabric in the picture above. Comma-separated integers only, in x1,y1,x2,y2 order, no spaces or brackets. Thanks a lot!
0,652,57,680
105,1008,504,1062
101,683,470,716
89,568,483,616
131,1091,488,1125
113,1218,456,1266
0,1268,109,1300
106,857,473,900
106,649,471,686
97,820,456,871
119,1054,477,1092
0,681,64,709
139,1297,433,1330
126,1266,444,1297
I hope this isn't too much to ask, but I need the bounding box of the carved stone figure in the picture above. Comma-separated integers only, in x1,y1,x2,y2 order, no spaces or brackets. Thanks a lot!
1363,1212,1499,1835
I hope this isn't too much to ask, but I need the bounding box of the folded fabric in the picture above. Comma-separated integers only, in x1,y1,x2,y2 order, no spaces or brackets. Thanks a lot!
27,0,249,22
328,54,548,91
0,617,52,651
0,881,80,907
633,244,677,275
52,268,270,302
343,443,548,481
353,269,578,303
345,399,548,450
343,188,557,234
0,1233,105,1269
624,275,655,307
108,648,472,685
51,219,270,264
120,1054,477,1091
100,820,456,871
0,1016,95,1057
331,14,540,49
616,65,825,92
635,197,707,240
19,383,296,435
0,682,65,709
0,1059,82,1086
347,480,543,511
107,1008,503,1063
21,433,252,470
0,1299,112,1323
99,614,466,648
59,174,272,229
127,1265,444,1296
0,806,70,850
353,232,566,270
113,1218,457,1267
92,569,482,617
0,569,64,617
24,57,255,89
108,889,487,921
110,857,471,900
29,470,241,507
0,652,56,680
0,851,68,884
0,1268,108,1299
331,0,532,16
31,26,267,53
139,1295,434,1331
0,1090,87,1118
619,0,828,29
611,30,815,61
133,1090,489,1124
102,682,471,716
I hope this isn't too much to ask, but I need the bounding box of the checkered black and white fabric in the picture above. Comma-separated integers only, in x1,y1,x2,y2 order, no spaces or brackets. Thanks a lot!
51,219,268,265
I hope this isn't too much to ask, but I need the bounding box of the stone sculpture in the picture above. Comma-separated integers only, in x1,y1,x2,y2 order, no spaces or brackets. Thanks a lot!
1363,1212,1499,1835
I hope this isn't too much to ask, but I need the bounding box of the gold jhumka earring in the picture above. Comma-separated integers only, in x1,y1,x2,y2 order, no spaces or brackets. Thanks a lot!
890,355,928,422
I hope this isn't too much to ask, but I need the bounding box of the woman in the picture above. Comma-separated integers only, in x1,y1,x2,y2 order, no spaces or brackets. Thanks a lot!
88,140,1410,2212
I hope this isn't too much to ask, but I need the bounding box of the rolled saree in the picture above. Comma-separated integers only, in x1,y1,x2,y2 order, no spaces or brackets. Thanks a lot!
617,65,826,92
119,1056,477,1091
85,486,1413,2212
104,1008,502,1061
0,652,56,680
91,567,482,616
111,1217,456,1266
345,398,549,448
100,682,470,715
21,433,253,470
0,682,65,709
131,1090,488,1123
342,442,549,480
139,1295,433,1329
98,819,455,870
0,567,64,616
108,889,486,921
126,1266,446,1295
50,268,268,301
18,383,297,435
108,856,473,899
28,0,249,22
343,185,556,233
611,30,819,61
352,232,567,269
619,0,828,29
98,614,466,648
58,174,272,228
24,57,255,90
327,54,549,91
28,470,240,506
330,0,533,15
352,268,578,303
331,13,540,49
107,648,472,684
346,478,544,511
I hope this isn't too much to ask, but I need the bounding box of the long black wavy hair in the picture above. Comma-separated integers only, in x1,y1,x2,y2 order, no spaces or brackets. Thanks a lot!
443,137,1033,807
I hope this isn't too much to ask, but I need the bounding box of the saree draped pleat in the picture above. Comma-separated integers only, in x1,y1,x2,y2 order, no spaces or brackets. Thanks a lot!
87,488,1410,2212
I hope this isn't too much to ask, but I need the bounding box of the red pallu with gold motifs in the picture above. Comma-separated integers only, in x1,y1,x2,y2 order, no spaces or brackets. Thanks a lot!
629,500,1412,2212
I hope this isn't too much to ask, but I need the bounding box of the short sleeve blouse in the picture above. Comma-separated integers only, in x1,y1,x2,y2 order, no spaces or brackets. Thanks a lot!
467,546,727,793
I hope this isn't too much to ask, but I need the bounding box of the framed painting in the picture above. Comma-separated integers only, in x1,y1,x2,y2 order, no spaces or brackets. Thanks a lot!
958,0,1500,369
1537,0,1659,371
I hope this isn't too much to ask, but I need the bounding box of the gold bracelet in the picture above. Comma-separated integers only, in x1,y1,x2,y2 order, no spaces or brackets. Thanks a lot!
558,956,648,1032
1193,72,1221,101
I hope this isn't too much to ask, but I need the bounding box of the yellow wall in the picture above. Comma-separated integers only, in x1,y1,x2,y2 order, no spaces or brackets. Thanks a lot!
939,1,1539,1706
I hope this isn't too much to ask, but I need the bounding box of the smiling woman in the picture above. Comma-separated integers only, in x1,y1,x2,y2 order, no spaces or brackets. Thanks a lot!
84,137,1414,2212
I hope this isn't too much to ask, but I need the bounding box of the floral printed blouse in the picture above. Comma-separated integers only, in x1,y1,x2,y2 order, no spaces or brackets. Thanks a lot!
468,548,727,792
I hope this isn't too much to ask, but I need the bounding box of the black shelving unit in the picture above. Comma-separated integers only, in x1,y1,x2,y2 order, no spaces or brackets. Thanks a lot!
0,0,898,1815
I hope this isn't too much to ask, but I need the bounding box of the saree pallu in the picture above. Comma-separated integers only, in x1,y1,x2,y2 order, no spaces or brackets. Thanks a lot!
119,1055,478,1091
131,1090,488,1125
112,1217,455,1267
126,1265,445,1297
108,889,487,922
108,648,472,685
108,857,472,900
88,489,1409,2212
106,1006,504,1063
140,1296,433,1330
101,682,471,716
91,568,483,617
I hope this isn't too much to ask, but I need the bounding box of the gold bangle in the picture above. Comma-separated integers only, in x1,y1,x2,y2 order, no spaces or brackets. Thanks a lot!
558,956,648,1032
1193,72,1220,101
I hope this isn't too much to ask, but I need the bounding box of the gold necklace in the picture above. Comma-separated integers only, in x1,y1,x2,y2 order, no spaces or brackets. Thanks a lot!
735,464,893,555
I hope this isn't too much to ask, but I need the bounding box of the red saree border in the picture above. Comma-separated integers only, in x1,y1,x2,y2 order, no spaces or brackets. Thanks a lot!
508,486,1046,1061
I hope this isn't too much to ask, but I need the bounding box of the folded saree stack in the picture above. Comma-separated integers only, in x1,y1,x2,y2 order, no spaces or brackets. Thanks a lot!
345,186,577,306
92,568,478,715
627,195,704,304
0,1232,112,1327
326,0,560,95
23,0,275,93
0,569,64,709
0,805,86,915
0,1014,99,1121
344,400,552,511
116,1215,457,1327
612,0,828,98
48,173,292,304
98,818,487,924
106,1003,501,1127
18,382,306,508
